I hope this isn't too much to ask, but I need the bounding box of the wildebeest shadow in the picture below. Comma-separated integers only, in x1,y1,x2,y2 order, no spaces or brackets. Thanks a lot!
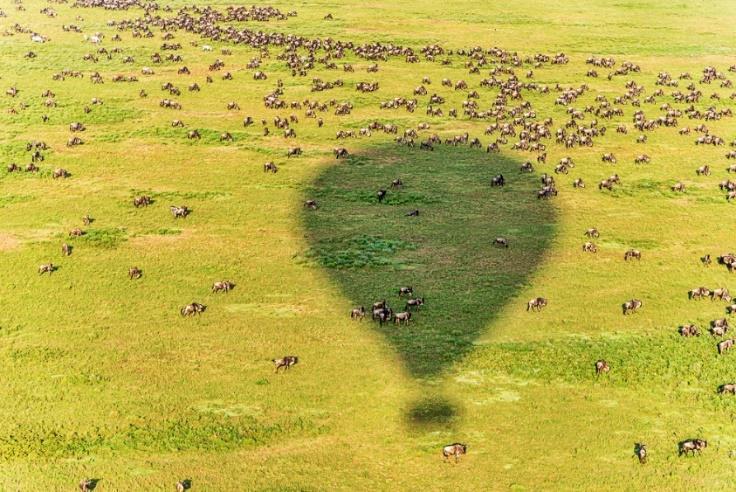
302,143,557,425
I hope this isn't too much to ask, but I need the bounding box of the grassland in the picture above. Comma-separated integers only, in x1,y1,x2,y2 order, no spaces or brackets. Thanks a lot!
2,0,736,489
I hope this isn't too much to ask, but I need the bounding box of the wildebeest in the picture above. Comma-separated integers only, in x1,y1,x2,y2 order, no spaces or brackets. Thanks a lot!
212,280,235,293
263,161,278,173
52,168,70,179
494,237,509,248
634,443,647,464
689,287,711,300
133,195,152,208
679,324,700,337
394,311,412,325
406,209,420,217
717,338,735,354
79,479,98,491
405,298,424,310
678,439,707,456
304,200,318,210
187,130,200,140
595,359,610,375
377,189,387,202
491,174,505,187
181,302,206,317
62,243,72,256
624,249,641,261
442,443,467,462
391,178,403,189
272,356,298,372
585,228,600,238
583,242,597,253
38,263,55,275
398,286,413,297
129,266,142,279
351,306,365,320
527,297,547,312
334,147,349,159
175,479,192,492
287,147,302,158
712,288,731,302
719,383,736,395
170,205,191,218
622,299,642,315
69,122,86,132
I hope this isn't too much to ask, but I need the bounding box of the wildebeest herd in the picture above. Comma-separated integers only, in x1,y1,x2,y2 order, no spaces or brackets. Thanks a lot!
4,0,736,485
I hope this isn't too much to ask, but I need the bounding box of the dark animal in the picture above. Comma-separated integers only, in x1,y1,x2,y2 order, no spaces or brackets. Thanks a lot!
273,356,298,372
442,443,467,462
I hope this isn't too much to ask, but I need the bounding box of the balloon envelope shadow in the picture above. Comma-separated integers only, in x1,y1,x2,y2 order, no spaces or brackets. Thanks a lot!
302,144,557,425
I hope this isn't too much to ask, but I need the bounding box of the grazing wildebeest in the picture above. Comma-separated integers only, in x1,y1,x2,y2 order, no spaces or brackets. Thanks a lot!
374,307,393,326
52,168,70,179
181,302,206,317
133,195,152,208
406,209,420,217
527,297,547,312
718,338,735,354
187,130,200,140
79,479,98,491
585,228,600,238
334,147,349,159
679,324,700,337
61,242,72,256
689,287,711,300
634,443,647,464
272,356,298,372
494,237,509,248
394,311,412,325
622,299,642,315
491,174,505,187
175,479,192,492
696,165,711,176
69,228,84,237
727,304,736,315
128,267,142,279
212,280,235,293
442,443,467,462
405,298,424,310
82,215,93,226
398,286,413,297
287,147,302,158
583,242,597,253
595,359,610,375
712,288,731,302
170,205,191,219
377,189,387,203
573,178,585,188
38,263,55,275
263,161,278,173
69,122,86,132
624,249,641,261
391,178,403,189
679,439,707,456
702,254,712,266
672,181,685,192
719,383,736,395
351,306,365,320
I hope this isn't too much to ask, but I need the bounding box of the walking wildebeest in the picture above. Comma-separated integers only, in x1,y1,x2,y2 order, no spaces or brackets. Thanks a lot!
585,228,600,238
391,178,403,189
181,302,206,316
394,311,411,325
712,288,731,301
494,237,509,248
133,195,152,208
38,263,55,275
491,174,505,187
622,299,642,315
377,189,387,203
287,147,302,158
129,267,142,279
689,287,711,300
272,356,299,372
702,254,712,266
634,443,647,464
679,439,707,456
624,249,641,261
351,306,365,320
405,298,424,310
263,161,278,173
442,443,467,462
527,297,547,312
62,243,72,256
595,359,610,375
212,280,235,293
